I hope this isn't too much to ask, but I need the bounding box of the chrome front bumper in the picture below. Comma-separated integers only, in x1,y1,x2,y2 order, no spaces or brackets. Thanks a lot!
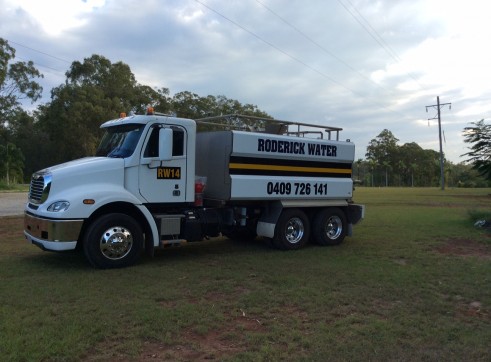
24,212,83,251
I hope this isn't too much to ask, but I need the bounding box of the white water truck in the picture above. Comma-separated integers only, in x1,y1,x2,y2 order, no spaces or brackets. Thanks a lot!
24,111,364,268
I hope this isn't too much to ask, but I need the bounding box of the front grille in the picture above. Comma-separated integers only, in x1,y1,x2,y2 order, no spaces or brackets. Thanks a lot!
29,173,52,204
29,177,44,201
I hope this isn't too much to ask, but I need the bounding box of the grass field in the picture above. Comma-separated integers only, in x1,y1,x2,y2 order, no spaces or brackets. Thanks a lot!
1,187,490,361
0,183,29,192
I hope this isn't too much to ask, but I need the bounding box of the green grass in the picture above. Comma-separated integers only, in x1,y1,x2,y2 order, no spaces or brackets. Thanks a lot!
0,182,29,192
1,188,490,361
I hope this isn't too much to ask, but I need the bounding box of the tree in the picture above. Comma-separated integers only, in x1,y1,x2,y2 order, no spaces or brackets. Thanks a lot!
363,131,451,187
355,159,363,182
35,54,272,168
8,109,50,178
167,92,271,132
0,142,24,185
0,38,43,183
450,162,489,188
169,92,269,120
398,142,425,186
366,129,399,186
37,54,165,165
462,119,491,181
0,38,43,120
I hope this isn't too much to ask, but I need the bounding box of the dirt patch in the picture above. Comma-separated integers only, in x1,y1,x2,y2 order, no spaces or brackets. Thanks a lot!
139,333,242,361
138,313,265,361
148,289,264,360
83,309,266,361
0,216,23,237
455,301,490,322
0,216,27,254
435,238,491,260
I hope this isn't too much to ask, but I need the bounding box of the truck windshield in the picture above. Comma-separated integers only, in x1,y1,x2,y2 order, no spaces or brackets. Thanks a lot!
96,124,144,158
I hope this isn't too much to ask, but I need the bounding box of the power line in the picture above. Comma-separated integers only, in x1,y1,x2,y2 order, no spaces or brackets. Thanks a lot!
254,0,394,95
193,1,347,87
193,0,413,121
7,39,71,64
338,0,401,63
6,5,416,122
337,0,427,91
15,55,66,75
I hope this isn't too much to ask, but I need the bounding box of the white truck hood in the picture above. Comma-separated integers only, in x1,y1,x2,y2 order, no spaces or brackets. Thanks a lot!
42,157,124,176
28,157,140,219
43,157,125,192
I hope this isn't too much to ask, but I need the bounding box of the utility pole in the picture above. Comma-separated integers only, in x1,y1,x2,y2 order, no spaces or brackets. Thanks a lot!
426,96,451,190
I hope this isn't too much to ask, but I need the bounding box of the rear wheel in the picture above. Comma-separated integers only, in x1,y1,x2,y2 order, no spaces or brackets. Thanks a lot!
273,208,310,250
312,208,347,246
83,213,143,269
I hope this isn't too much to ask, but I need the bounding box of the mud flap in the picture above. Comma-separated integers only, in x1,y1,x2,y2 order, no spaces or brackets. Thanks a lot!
347,204,365,225
256,201,283,238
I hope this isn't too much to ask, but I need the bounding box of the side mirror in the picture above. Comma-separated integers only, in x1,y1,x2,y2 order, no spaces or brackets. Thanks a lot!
159,128,173,161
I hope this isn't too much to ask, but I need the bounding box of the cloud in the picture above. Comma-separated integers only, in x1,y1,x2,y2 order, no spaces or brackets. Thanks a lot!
2,0,491,163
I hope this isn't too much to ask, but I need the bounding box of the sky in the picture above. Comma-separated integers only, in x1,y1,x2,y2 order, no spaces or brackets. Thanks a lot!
1,0,490,163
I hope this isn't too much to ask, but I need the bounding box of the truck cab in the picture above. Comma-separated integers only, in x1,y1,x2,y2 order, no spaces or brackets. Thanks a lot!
97,115,197,204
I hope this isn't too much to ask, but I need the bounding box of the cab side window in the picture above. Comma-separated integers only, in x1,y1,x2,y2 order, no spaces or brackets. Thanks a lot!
172,127,184,156
143,126,185,158
143,127,159,158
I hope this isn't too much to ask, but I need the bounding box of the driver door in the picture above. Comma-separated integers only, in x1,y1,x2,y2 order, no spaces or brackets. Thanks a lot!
139,125,187,203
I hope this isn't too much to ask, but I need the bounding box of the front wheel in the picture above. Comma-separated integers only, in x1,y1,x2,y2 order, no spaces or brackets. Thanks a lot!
83,213,143,269
273,208,310,250
312,208,347,246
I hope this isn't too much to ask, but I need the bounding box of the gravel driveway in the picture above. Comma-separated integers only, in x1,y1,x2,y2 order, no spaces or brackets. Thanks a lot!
0,192,28,216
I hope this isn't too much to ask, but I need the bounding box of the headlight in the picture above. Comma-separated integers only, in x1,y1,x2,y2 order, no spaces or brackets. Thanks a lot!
47,201,70,212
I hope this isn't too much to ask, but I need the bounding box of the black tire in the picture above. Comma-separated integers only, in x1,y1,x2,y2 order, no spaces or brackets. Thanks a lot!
312,208,347,246
83,213,143,269
273,208,310,250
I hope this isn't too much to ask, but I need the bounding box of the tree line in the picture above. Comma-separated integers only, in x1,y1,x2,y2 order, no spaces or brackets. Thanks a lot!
0,38,489,187
0,40,270,184
356,129,489,187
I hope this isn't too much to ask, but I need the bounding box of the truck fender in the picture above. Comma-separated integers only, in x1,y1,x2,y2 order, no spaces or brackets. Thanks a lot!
134,204,160,249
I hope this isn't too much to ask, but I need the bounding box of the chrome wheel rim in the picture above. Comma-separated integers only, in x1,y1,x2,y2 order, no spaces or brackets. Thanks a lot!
326,216,342,240
100,226,133,260
285,217,305,244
